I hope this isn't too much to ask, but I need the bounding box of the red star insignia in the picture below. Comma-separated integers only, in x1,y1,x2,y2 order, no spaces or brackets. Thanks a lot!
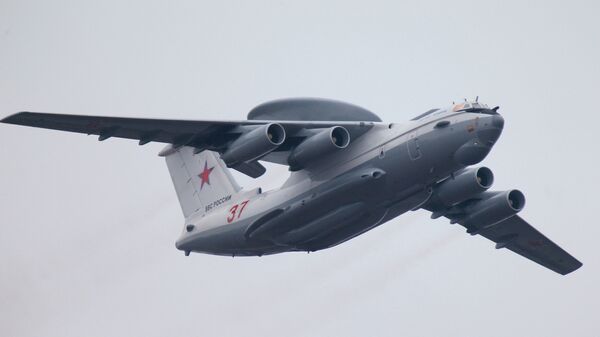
198,161,214,190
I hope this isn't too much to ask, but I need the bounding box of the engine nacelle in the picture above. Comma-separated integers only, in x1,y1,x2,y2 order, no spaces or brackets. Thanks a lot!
221,123,286,166
462,189,526,230
288,126,350,170
434,167,494,207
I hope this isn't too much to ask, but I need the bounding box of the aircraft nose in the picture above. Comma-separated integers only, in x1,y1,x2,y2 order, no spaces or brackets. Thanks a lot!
477,114,504,145
491,114,504,129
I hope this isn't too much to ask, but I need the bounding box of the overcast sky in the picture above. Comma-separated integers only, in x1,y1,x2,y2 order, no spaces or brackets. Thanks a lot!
1,1,599,336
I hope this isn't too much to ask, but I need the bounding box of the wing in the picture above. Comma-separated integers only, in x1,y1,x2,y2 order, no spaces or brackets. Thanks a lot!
1,111,375,175
477,215,582,275
422,191,582,275
1,112,246,145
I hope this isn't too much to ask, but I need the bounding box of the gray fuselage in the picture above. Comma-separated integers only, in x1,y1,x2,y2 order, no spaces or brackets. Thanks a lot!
176,109,504,256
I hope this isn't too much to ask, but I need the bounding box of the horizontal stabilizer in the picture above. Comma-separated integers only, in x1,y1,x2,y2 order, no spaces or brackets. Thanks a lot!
232,161,267,178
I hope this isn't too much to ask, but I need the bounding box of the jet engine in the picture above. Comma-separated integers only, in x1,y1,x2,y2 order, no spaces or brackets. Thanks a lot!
221,123,286,166
433,167,494,207
288,126,350,170
462,190,526,231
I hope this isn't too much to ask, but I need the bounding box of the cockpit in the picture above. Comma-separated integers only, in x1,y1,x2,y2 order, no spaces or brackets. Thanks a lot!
411,99,498,121
455,101,492,112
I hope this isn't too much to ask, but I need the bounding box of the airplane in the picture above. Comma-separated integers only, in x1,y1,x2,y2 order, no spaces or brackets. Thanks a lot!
0,97,582,275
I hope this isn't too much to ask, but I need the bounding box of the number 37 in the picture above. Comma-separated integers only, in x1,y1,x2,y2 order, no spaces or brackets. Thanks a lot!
227,200,249,223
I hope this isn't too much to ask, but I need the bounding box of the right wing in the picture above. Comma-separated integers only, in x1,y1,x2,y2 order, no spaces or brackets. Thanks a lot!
1,112,244,145
1,111,375,176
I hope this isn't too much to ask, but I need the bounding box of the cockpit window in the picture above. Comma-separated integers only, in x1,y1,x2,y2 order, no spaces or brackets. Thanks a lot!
412,100,496,121
453,102,490,112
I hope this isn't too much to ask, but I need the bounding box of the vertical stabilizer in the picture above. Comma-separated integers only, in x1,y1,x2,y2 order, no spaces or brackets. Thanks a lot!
165,147,241,218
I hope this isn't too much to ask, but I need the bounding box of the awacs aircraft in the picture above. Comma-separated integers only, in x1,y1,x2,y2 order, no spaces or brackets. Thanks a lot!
1,98,582,275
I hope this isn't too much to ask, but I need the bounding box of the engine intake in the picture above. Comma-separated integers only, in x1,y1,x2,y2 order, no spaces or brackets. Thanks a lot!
221,123,285,166
462,189,526,231
434,167,494,207
288,126,350,170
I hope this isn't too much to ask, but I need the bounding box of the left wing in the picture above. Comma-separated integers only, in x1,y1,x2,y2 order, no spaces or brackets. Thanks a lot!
1,112,375,176
421,185,582,275
477,215,582,275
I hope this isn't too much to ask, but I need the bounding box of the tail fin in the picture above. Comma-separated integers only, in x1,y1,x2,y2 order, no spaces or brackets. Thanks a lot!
165,147,241,218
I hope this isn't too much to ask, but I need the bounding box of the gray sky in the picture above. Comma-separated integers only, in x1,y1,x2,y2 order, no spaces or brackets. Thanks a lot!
1,0,599,336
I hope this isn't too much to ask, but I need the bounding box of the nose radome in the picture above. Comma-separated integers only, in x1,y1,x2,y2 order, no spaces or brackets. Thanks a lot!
492,114,504,129
477,114,504,144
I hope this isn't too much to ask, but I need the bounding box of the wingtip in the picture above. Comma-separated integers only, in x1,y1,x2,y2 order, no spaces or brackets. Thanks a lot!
560,260,583,275
1,111,30,124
